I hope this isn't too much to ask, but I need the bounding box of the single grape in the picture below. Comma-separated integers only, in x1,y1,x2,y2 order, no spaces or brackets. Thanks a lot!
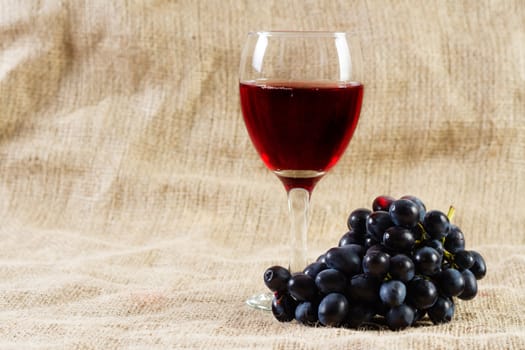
340,243,366,258
366,211,394,242
338,230,365,246
406,277,438,310
400,195,426,222
315,268,348,294
316,253,327,264
325,247,361,277
383,226,415,252
458,269,478,300
372,195,396,212
347,208,372,235
444,225,465,253
318,293,349,327
271,293,297,322
454,250,475,270
303,261,328,280
348,273,381,304
263,265,291,293
389,254,415,282
435,268,465,297
379,280,407,307
427,296,455,324
363,251,390,278
389,199,420,228
295,301,318,326
469,251,487,280
344,303,375,328
385,304,415,331
413,246,442,276
287,273,317,301
423,210,450,239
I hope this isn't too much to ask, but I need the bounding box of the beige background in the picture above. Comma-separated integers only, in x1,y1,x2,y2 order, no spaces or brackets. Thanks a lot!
0,0,524,348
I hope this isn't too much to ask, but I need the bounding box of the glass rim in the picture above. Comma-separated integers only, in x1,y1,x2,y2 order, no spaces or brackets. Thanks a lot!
248,31,347,38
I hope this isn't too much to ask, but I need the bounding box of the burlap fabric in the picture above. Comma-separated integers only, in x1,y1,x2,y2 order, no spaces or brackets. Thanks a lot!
0,0,524,348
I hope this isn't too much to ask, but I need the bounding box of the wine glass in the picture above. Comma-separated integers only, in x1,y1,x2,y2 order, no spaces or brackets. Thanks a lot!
239,31,364,310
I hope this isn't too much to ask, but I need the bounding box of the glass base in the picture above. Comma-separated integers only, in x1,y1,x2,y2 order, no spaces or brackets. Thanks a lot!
246,292,272,311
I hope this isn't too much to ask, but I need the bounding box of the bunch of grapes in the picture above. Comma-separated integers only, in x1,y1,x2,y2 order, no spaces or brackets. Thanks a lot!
263,195,487,331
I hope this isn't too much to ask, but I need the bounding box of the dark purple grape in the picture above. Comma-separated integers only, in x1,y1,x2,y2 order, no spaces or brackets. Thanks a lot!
386,304,415,331
427,296,455,324
383,226,415,252
407,277,438,310
348,273,381,304
263,266,291,293
469,251,487,280
295,301,318,326
413,246,442,276
435,268,465,297
347,208,371,235
316,253,327,264
315,269,347,294
271,293,297,322
338,230,365,246
400,195,426,222
444,225,465,253
372,195,396,212
363,251,390,278
340,243,366,258
454,250,475,270
379,280,407,307
423,210,450,239
287,273,317,301
389,254,415,282
325,247,361,277
389,199,420,228
458,269,478,300
366,211,394,242
303,261,328,280
317,293,349,327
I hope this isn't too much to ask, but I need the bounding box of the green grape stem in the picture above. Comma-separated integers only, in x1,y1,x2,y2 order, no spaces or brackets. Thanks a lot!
447,205,455,222
443,249,454,261
443,205,456,266
418,222,430,241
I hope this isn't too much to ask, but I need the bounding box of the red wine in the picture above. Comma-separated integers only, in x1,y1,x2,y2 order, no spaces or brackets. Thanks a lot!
240,80,363,192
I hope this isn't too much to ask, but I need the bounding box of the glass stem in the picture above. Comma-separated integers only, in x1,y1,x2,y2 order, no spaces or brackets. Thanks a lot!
287,187,310,272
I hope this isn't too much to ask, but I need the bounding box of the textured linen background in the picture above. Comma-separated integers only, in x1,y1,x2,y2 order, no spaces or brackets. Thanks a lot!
0,0,524,348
